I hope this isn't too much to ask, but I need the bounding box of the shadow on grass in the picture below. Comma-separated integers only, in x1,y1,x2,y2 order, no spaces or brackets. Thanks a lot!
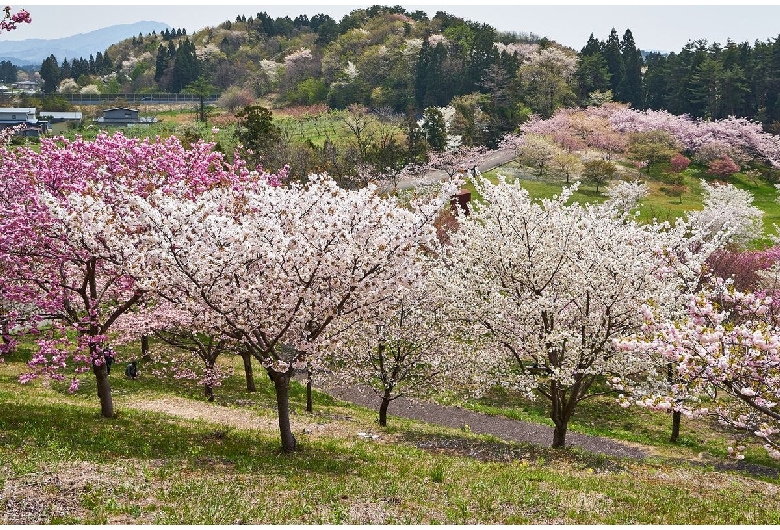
0,400,369,477
398,430,626,473
22,358,338,413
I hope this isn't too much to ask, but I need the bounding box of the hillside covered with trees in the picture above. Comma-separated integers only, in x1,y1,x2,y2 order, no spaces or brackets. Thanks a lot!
21,5,780,136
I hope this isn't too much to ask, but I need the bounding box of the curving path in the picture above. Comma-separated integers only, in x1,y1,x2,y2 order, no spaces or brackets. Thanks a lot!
394,147,517,190
323,385,780,478
325,385,647,459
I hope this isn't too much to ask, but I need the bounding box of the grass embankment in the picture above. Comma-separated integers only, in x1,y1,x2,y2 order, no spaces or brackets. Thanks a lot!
476,160,780,242
1,345,780,524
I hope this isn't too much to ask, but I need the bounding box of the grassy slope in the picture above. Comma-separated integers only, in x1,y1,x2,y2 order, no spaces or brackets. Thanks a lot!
1,350,780,524
477,161,780,242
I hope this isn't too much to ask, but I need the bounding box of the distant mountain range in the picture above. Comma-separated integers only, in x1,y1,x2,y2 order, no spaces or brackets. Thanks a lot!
0,21,171,66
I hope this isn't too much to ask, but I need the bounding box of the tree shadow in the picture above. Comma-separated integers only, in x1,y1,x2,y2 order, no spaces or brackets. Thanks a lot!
0,401,368,476
397,430,626,473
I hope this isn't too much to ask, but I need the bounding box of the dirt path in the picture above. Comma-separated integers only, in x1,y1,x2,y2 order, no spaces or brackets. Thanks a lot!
123,387,778,478
325,385,647,459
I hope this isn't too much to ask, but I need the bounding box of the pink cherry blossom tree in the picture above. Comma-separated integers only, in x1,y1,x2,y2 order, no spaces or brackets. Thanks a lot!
0,132,257,417
617,278,780,459
706,246,780,293
112,300,240,401
522,103,780,169
670,153,691,173
708,155,741,179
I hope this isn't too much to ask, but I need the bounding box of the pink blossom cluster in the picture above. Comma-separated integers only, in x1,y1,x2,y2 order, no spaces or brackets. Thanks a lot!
617,277,780,458
0,132,277,392
521,103,780,168
1,6,31,32
150,349,234,389
707,246,780,293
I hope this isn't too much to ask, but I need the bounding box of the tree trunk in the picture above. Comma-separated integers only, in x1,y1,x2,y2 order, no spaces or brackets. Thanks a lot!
93,362,114,418
667,363,681,442
671,410,681,443
270,370,297,452
552,422,568,448
241,352,256,392
379,388,392,427
141,334,151,361
550,381,573,449
306,377,313,413
205,383,214,402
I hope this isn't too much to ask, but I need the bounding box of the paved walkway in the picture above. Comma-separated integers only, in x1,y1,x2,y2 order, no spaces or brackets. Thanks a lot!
324,385,780,478
394,148,517,190
325,385,647,459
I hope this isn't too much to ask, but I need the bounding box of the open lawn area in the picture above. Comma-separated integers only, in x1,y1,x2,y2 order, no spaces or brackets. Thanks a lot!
2,348,780,525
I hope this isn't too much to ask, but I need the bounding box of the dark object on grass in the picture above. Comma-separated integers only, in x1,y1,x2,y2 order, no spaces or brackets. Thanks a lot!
104,345,115,375
125,361,138,380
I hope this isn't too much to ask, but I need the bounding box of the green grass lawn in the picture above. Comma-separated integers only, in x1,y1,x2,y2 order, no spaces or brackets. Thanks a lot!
478,161,780,243
2,349,780,524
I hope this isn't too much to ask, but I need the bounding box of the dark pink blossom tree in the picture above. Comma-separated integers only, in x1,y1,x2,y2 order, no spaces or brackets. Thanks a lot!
670,153,691,173
708,155,741,179
1,6,31,32
0,132,258,417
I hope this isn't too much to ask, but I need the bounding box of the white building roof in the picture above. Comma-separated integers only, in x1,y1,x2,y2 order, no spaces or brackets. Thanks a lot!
0,108,36,114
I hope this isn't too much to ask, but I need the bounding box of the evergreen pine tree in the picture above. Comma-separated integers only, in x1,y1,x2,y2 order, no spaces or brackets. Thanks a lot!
422,106,447,151
155,43,169,82
40,55,60,94
618,29,643,107
603,28,624,98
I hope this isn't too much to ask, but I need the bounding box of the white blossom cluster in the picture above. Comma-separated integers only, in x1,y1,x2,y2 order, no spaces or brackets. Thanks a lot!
430,175,724,445
688,180,764,248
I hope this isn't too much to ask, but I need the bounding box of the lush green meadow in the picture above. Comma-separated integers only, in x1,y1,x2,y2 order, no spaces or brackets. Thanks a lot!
478,160,780,243
2,341,780,524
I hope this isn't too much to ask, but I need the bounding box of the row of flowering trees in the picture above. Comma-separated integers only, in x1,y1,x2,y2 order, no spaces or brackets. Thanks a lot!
519,103,780,172
4,127,780,455
0,131,457,451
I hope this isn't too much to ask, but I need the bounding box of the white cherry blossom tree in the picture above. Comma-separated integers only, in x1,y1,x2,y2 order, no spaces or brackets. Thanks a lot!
322,271,486,427
435,175,716,448
125,174,454,451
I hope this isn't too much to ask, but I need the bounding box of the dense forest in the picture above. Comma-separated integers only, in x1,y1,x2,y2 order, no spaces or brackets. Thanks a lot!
20,5,780,134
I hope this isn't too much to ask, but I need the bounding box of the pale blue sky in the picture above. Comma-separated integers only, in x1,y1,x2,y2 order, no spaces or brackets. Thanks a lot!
2,2,780,54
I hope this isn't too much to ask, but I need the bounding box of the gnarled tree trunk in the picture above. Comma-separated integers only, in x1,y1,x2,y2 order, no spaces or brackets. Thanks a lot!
93,361,114,418
269,369,297,452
